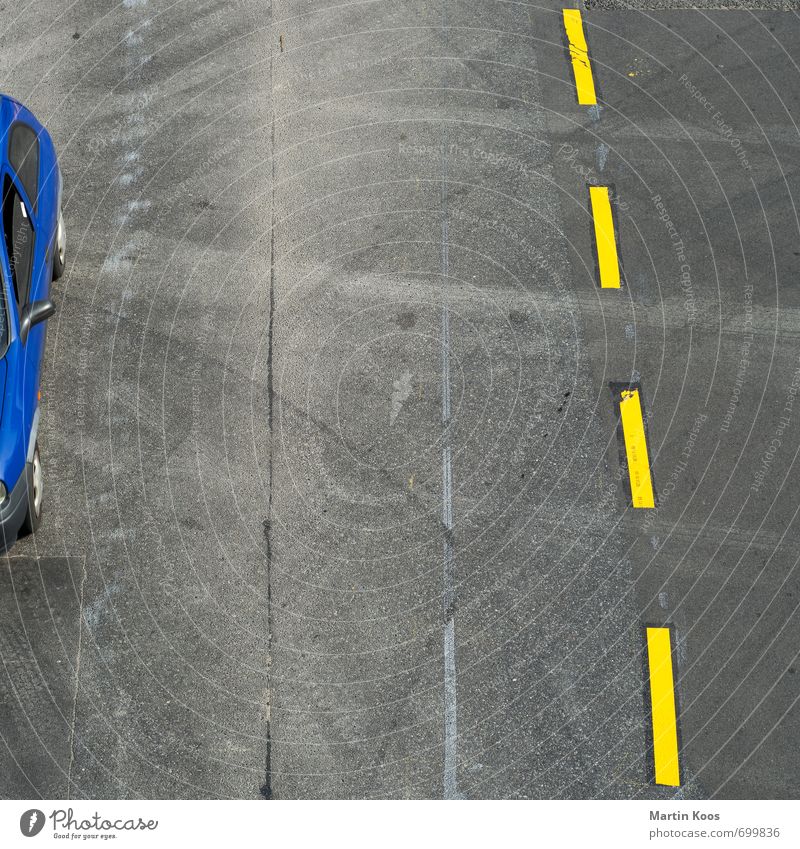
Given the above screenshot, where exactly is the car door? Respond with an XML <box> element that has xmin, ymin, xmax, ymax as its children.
<box><xmin>2</xmin><ymin>167</ymin><xmax>44</xmax><ymax>429</ymax></box>
<box><xmin>7</xmin><ymin>121</ymin><xmax>49</xmax><ymax>305</ymax></box>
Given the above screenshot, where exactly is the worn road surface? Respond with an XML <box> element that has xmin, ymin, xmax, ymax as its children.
<box><xmin>0</xmin><ymin>0</ymin><xmax>798</xmax><ymax>799</ymax></box>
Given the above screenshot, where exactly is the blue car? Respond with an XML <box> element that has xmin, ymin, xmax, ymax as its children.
<box><xmin>0</xmin><ymin>95</ymin><xmax>62</xmax><ymax>550</ymax></box>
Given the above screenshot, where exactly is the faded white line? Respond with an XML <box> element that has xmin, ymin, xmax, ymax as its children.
<box><xmin>596</xmin><ymin>142</ymin><xmax>609</xmax><ymax>171</ymax></box>
<box><xmin>390</xmin><ymin>370</ymin><xmax>413</xmax><ymax>426</ymax></box>
<box><xmin>440</xmin><ymin>0</ymin><xmax>458</xmax><ymax>801</ymax></box>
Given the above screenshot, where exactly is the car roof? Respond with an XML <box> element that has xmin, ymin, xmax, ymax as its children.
<box><xmin>0</xmin><ymin>94</ymin><xmax>55</xmax><ymax>193</ymax></box>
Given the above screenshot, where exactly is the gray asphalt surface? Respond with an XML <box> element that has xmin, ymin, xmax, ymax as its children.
<box><xmin>0</xmin><ymin>0</ymin><xmax>798</xmax><ymax>799</ymax></box>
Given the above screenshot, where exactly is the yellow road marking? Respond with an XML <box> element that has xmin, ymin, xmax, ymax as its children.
<box><xmin>619</xmin><ymin>389</ymin><xmax>655</xmax><ymax>508</ymax></box>
<box><xmin>646</xmin><ymin>627</ymin><xmax>681</xmax><ymax>787</ymax></box>
<box><xmin>589</xmin><ymin>186</ymin><xmax>621</xmax><ymax>289</ymax></box>
<box><xmin>563</xmin><ymin>9</ymin><xmax>597</xmax><ymax>106</ymax></box>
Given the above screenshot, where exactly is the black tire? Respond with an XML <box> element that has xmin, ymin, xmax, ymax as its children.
<box><xmin>19</xmin><ymin>441</ymin><xmax>42</xmax><ymax>537</ymax></box>
<box><xmin>52</xmin><ymin>208</ymin><xmax>65</xmax><ymax>280</ymax></box>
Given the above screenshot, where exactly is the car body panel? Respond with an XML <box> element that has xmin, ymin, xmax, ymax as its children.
<box><xmin>0</xmin><ymin>93</ymin><xmax>60</xmax><ymax>548</ymax></box>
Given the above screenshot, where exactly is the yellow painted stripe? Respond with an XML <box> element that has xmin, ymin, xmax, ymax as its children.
<box><xmin>563</xmin><ymin>9</ymin><xmax>597</xmax><ymax>106</ymax></box>
<box><xmin>646</xmin><ymin>627</ymin><xmax>681</xmax><ymax>787</ymax></box>
<box><xmin>590</xmin><ymin>186</ymin><xmax>621</xmax><ymax>289</ymax></box>
<box><xmin>619</xmin><ymin>389</ymin><xmax>655</xmax><ymax>508</ymax></box>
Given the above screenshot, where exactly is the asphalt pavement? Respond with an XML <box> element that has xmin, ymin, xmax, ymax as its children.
<box><xmin>0</xmin><ymin>0</ymin><xmax>798</xmax><ymax>799</ymax></box>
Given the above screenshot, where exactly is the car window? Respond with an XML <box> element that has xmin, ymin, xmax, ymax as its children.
<box><xmin>8</xmin><ymin>123</ymin><xmax>39</xmax><ymax>209</ymax></box>
<box><xmin>2</xmin><ymin>175</ymin><xmax>35</xmax><ymax>311</ymax></box>
<box><xmin>0</xmin><ymin>280</ymin><xmax>7</xmax><ymax>352</ymax></box>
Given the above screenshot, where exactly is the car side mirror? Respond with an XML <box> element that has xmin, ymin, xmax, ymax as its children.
<box><xmin>19</xmin><ymin>298</ymin><xmax>56</xmax><ymax>346</ymax></box>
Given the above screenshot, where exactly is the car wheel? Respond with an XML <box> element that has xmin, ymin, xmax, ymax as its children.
<box><xmin>19</xmin><ymin>441</ymin><xmax>43</xmax><ymax>537</ymax></box>
<box><xmin>52</xmin><ymin>207</ymin><xmax>66</xmax><ymax>280</ymax></box>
